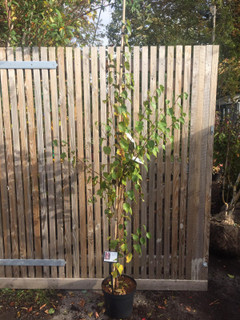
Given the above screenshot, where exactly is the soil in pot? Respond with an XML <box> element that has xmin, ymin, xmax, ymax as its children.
<box><xmin>102</xmin><ymin>275</ymin><xmax>136</xmax><ymax>319</ymax></box>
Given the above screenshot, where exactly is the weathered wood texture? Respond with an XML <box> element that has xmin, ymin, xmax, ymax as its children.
<box><xmin>0</xmin><ymin>46</ymin><xmax>219</xmax><ymax>287</ymax></box>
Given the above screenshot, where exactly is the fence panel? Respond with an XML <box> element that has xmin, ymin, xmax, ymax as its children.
<box><xmin>0</xmin><ymin>45</ymin><xmax>219</xmax><ymax>290</ymax></box>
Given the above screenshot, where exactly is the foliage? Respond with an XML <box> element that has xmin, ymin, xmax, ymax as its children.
<box><xmin>107</xmin><ymin>0</ymin><xmax>240</xmax><ymax>98</ymax></box>
<box><xmin>0</xmin><ymin>0</ymin><xmax>111</xmax><ymax>46</ymax></box>
<box><xmin>87</xmin><ymin>24</ymin><xmax>186</xmax><ymax>287</ymax></box>
<box><xmin>214</xmin><ymin>113</ymin><xmax>240</xmax><ymax>212</ymax></box>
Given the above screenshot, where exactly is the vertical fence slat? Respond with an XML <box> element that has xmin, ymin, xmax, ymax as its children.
<box><xmin>179</xmin><ymin>46</ymin><xmax>191</xmax><ymax>279</ymax></box>
<box><xmin>133</xmin><ymin>46</ymin><xmax>140</xmax><ymax>279</ymax></box>
<box><xmin>156</xmin><ymin>46</ymin><xmax>166</xmax><ymax>279</ymax></box>
<box><xmin>66</xmin><ymin>47</ymin><xmax>79</xmax><ymax>278</ymax></box>
<box><xmin>149</xmin><ymin>46</ymin><xmax>157</xmax><ymax>279</ymax></box>
<box><xmin>24</xmin><ymin>47</ymin><xmax>42</xmax><ymax>277</ymax></box>
<box><xmin>164</xmin><ymin>46</ymin><xmax>174</xmax><ymax>278</ymax></box>
<box><xmin>75</xmin><ymin>48</ymin><xmax>87</xmax><ymax>278</ymax></box>
<box><xmin>172</xmin><ymin>46</ymin><xmax>183</xmax><ymax>278</ymax></box>
<box><xmin>0</xmin><ymin>48</ymin><xmax>19</xmax><ymax>277</ymax></box>
<box><xmin>0</xmin><ymin>77</ymin><xmax>11</xmax><ymax>277</ymax></box>
<box><xmin>99</xmin><ymin>47</ymin><xmax>108</xmax><ymax>277</ymax></box>
<box><xmin>41</xmin><ymin>47</ymin><xmax>57</xmax><ymax>278</ymax></box>
<box><xmin>140</xmin><ymin>46</ymin><xmax>148</xmax><ymax>278</ymax></box>
<box><xmin>187</xmin><ymin>46</ymin><xmax>206</xmax><ymax>280</ymax></box>
<box><xmin>33</xmin><ymin>47</ymin><xmax>50</xmax><ymax>277</ymax></box>
<box><xmin>203</xmin><ymin>45</ymin><xmax>219</xmax><ymax>279</ymax></box>
<box><xmin>91</xmin><ymin>47</ymin><xmax>102</xmax><ymax>278</ymax></box>
<box><xmin>49</xmin><ymin>47</ymin><xmax>65</xmax><ymax>278</ymax></box>
<box><xmin>198</xmin><ymin>46</ymin><xmax>213</xmax><ymax>280</ymax></box>
<box><xmin>83</xmin><ymin>47</ymin><xmax>94</xmax><ymax>278</ymax></box>
<box><xmin>16</xmin><ymin>48</ymin><xmax>34</xmax><ymax>278</ymax></box>
<box><xmin>58</xmin><ymin>47</ymin><xmax>71</xmax><ymax>278</ymax></box>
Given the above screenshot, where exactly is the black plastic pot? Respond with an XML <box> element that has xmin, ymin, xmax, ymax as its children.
<box><xmin>102</xmin><ymin>275</ymin><xmax>136</xmax><ymax>319</ymax></box>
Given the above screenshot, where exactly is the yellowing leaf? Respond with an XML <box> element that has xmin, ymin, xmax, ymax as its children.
<box><xmin>111</xmin><ymin>270</ymin><xmax>118</xmax><ymax>278</ymax></box>
<box><xmin>126</xmin><ymin>252</ymin><xmax>132</xmax><ymax>263</ymax></box>
<box><xmin>116</xmin><ymin>263</ymin><xmax>123</xmax><ymax>275</ymax></box>
<box><xmin>227</xmin><ymin>274</ymin><xmax>235</xmax><ymax>279</ymax></box>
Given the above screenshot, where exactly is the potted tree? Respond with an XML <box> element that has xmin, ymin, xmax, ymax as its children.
<box><xmin>86</xmin><ymin>25</ymin><xmax>186</xmax><ymax>319</ymax></box>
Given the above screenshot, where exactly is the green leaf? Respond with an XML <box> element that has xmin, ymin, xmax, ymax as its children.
<box><xmin>103</xmin><ymin>146</ymin><xmax>111</xmax><ymax>155</ymax></box>
<box><xmin>123</xmin><ymin>202</ymin><xmax>131</xmax><ymax>213</ymax></box>
<box><xmin>147</xmin><ymin>140</ymin><xmax>155</xmax><ymax>149</ymax></box>
<box><xmin>120</xmin><ymin>139</ymin><xmax>129</xmax><ymax>151</ymax></box>
<box><xmin>136</xmin><ymin>121</ymin><xmax>144</xmax><ymax>133</ymax></box>
<box><xmin>48</xmin><ymin>308</ymin><xmax>55</xmax><ymax>315</ymax></box>
<box><xmin>132</xmin><ymin>234</ymin><xmax>139</xmax><ymax>241</ymax></box>
<box><xmin>133</xmin><ymin>244</ymin><xmax>141</xmax><ymax>254</ymax></box>
<box><xmin>118</xmin><ymin>122</ymin><xmax>126</xmax><ymax>132</ymax></box>
<box><xmin>120</xmin><ymin>243</ymin><xmax>127</xmax><ymax>252</ymax></box>
<box><xmin>137</xmin><ymin>228</ymin><xmax>141</xmax><ymax>236</ymax></box>
<box><xmin>127</xmin><ymin>190</ymin><xmax>134</xmax><ymax>201</ymax></box>
<box><xmin>110</xmin><ymin>240</ymin><xmax>118</xmax><ymax>249</ymax></box>
<box><xmin>146</xmin><ymin>232</ymin><xmax>151</xmax><ymax>239</ymax></box>
<box><xmin>140</xmin><ymin>237</ymin><xmax>146</xmax><ymax>245</ymax></box>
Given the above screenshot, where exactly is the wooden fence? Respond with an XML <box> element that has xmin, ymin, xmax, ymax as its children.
<box><xmin>0</xmin><ymin>45</ymin><xmax>219</xmax><ymax>290</ymax></box>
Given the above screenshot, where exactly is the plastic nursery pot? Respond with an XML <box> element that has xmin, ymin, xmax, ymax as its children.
<box><xmin>102</xmin><ymin>274</ymin><xmax>137</xmax><ymax>319</ymax></box>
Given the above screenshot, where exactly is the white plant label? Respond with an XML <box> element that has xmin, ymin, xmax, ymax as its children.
<box><xmin>104</xmin><ymin>251</ymin><xmax>118</xmax><ymax>263</ymax></box>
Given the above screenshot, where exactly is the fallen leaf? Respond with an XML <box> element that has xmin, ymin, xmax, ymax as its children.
<box><xmin>95</xmin><ymin>311</ymin><xmax>99</xmax><ymax>318</ymax></box>
<box><xmin>69</xmin><ymin>291</ymin><xmax>75</xmax><ymax>296</ymax></box>
<box><xmin>9</xmin><ymin>302</ymin><xmax>15</xmax><ymax>307</ymax></box>
<box><xmin>28</xmin><ymin>306</ymin><xmax>33</xmax><ymax>312</ymax></box>
<box><xmin>227</xmin><ymin>274</ymin><xmax>235</xmax><ymax>279</ymax></box>
<box><xmin>209</xmin><ymin>299</ymin><xmax>220</xmax><ymax>306</ymax></box>
<box><xmin>97</xmin><ymin>301</ymin><xmax>104</xmax><ymax>307</ymax></box>
<box><xmin>48</xmin><ymin>308</ymin><xmax>55</xmax><ymax>315</ymax></box>
<box><xmin>185</xmin><ymin>306</ymin><xmax>192</xmax><ymax>312</ymax></box>
<box><xmin>17</xmin><ymin>311</ymin><xmax>21</xmax><ymax>318</ymax></box>
<box><xmin>40</xmin><ymin>304</ymin><xmax>47</xmax><ymax>310</ymax></box>
<box><xmin>35</xmin><ymin>312</ymin><xmax>39</xmax><ymax>316</ymax></box>
<box><xmin>57</xmin><ymin>293</ymin><xmax>63</xmax><ymax>298</ymax></box>
<box><xmin>164</xmin><ymin>299</ymin><xmax>168</xmax><ymax>306</ymax></box>
<box><xmin>79</xmin><ymin>299</ymin><xmax>86</xmax><ymax>307</ymax></box>
<box><xmin>88</xmin><ymin>312</ymin><xmax>93</xmax><ymax>317</ymax></box>
<box><xmin>158</xmin><ymin>305</ymin><xmax>166</xmax><ymax>310</ymax></box>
